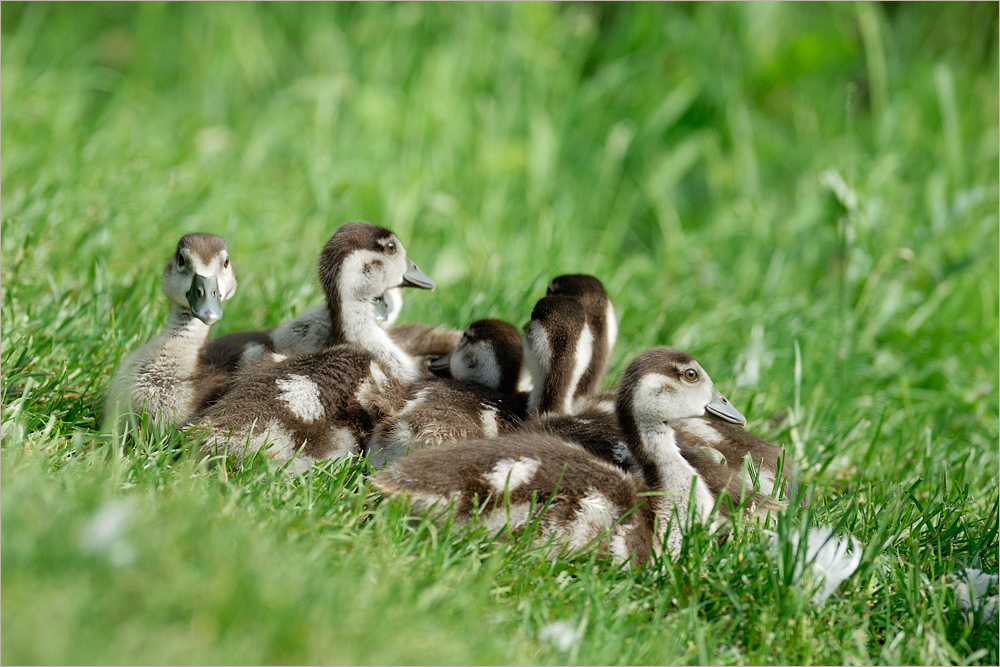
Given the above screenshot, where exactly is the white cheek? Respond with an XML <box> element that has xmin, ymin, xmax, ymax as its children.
<box><xmin>161</xmin><ymin>272</ymin><xmax>191</xmax><ymax>306</ymax></box>
<box><xmin>523</xmin><ymin>323</ymin><xmax>550</xmax><ymax>373</ymax></box>
<box><xmin>458</xmin><ymin>343</ymin><xmax>500</xmax><ymax>389</ymax></box>
<box><xmin>338</xmin><ymin>251</ymin><xmax>391</xmax><ymax>301</ymax></box>
<box><xmin>632</xmin><ymin>374</ymin><xmax>712</xmax><ymax>425</ymax></box>
<box><xmin>221</xmin><ymin>271</ymin><xmax>238</xmax><ymax>300</ymax></box>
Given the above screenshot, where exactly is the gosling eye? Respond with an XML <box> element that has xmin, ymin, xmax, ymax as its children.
<box><xmin>464</xmin><ymin>353</ymin><xmax>478</xmax><ymax>368</ymax></box>
<box><xmin>385</xmin><ymin>241</ymin><xmax>397</xmax><ymax>255</ymax></box>
<box><xmin>176</xmin><ymin>252</ymin><xmax>187</xmax><ymax>270</ymax></box>
<box><xmin>684</xmin><ymin>368</ymin><xmax>699</xmax><ymax>382</ymax></box>
<box><xmin>223</xmin><ymin>256</ymin><xmax>230</xmax><ymax>269</ymax></box>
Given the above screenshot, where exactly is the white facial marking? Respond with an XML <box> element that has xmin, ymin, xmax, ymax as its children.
<box><xmin>275</xmin><ymin>374</ymin><xmax>324</xmax><ymax>423</ymax></box>
<box><xmin>452</xmin><ymin>341</ymin><xmax>502</xmax><ymax>390</ymax></box>
<box><xmin>632</xmin><ymin>369</ymin><xmax>714</xmax><ymax>431</ymax></box>
<box><xmin>338</xmin><ymin>249</ymin><xmax>404</xmax><ymax>303</ymax></box>
<box><xmin>484</xmin><ymin>457</ymin><xmax>541</xmax><ymax>493</ymax></box>
<box><xmin>333</xmin><ymin>249</ymin><xmax>422</xmax><ymax>383</ymax></box>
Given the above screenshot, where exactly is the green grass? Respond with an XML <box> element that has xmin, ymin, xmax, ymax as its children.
<box><xmin>2</xmin><ymin>2</ymin><xmax>998</xmax><ymax>664</ymax></box>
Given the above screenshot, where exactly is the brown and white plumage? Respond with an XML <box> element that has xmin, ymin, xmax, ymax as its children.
<box><xmin>373</xmin><ymin>347</ymin><xmax>748</xmax><ymax>566</ymax></box>
<box><xmin>105</xmin><ymin>233</ymin><xmax>238</xmax><ymax>432</ymax></box>
<box><xmin>523</xmin><ymin>296</ymin><xmax>594</xmax><ymax>418</ymax></box>
<box><xmin>546</xmin><ymin>274</ymin><xmax>618</xmax><ymax>401</ymax></box>
<box><xmin>366</xmin><ymin>319</ymin><xmax>527</xmax><ymax>468</ymax></box>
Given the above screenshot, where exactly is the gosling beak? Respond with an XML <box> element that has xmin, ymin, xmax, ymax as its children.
<box><xmin>401</xmin><ymin>258</ymin><xmax>436</xmax><ymax>290</ymax></box>
<box><xmin>187</xmin><ymin>274</ymin><xmax>223</xmax><ymax>325</ymax></box>
<box><xmin>705</xmin><ymin>388</ymin><xmax>746</xmax><ymax>426</ymax></box>
<box><xmin>372</xmin><ymin>294</ymin><xmax>389</xmax><ymax>324</ymax></box>
<box><xmin>427</xmin><ymin>351</ymin><xmax>452</xmax><ymax>374</ymax></box>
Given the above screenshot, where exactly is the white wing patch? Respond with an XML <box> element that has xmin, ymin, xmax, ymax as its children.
<box><xmin>480</xmin><ymin>406</ymin><xmax>500</xmax><ymax>438</ymax></box>
<box><xmin>327</xmin><ymin>426</ymin><xmax>359</xmax><ymax>459</ymax></box>
<box><xmin>276</xmin><ymin>374</ymin><xmax>324</xmax><ymax>423</ymax></box>
<box><xmin>565</xmin><ymin>490</ymin><xmax>620</xmax><ymax>550</ymax></box>
<box><xmin>368</xmin><ymin>361</ymin><xmax>390</xmax><ymax>390</ymax></box>
<box><xmin>484</xmin><ymin>457</ymin><xmax>541</xmax><ymax>493</ymax></box>
<box><xmin>482</xmin><ymin>502</ymin><xmax>532</xmax><ymax>531</ymax></box>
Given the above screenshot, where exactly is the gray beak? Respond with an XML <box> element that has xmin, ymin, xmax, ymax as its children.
<box><xmin>705</xmin><ymin>388</ymin><xmax>746</xmax><ymax>426</ymax></box>
<box><xmin>401</xmin><ymin>257</ymin><xmax>436</xmax><ymax>290</ymax></box>
<box><xmin>427</xmin><ymin>351</ymin><xmax>452</xmax><ymax>373</ymax></box>
<box><xmin>372</xmin><ymin>294</ymin><xmax>389</xmax><ymax>324</ymax></box>
<box><xmin>187</xmin><ymin>274</ymin><xmax>223</xmax><ymax>325</ymax></box>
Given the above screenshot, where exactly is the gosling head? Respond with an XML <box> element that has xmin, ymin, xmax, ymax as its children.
<box><xmin>430</xmin><ymin>319</ymin><xmax>523</xmax><ymax>393</ymax></box>
<box><xmin>161</xmin><ymin>233</ymin><xmax>237</xmax><ymax>325</ymax></box>
<box><xmin>617</xmin><ymin>347</ymin><xmax>746</xmax><ymax>439</ymax></box>
<box><xmin>546</xmin><ymin>273</ymin><xmax>610</xmax><ymax>309</ymax></box>
<box><xmin>547</xmin><ymin>273</ymin><xmax>617</xmax><ymax>393</ymax></box>
<box><xmin>523</xmin><ymin>295</ymin><xmax>593</xmax><ymax>415</ymax></box>
<box><xmin>319</xmin><ymin>221</ymin><xmax>435</xmax><ymax>310</ymax></box>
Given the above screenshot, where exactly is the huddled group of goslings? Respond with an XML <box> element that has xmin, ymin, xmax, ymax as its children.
<box><xmin>107</xmin><ymin>221</ymin><xmax>796</xmax><ymax>566</ymax></box>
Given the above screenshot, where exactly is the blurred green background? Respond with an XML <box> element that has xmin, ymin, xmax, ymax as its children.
<box><xmin>2</xmin><ymin>3</ymin><xmax>998</xmax><ymax>664</ymax></box>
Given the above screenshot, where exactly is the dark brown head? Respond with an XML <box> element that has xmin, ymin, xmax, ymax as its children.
<box><xmin>523</xmin><ymin>296</ymin><xmax>593</xmax><ymax>416</ymax></box>
<box><xmin>547</xmin><ymin>274</ymin><xmax>608</xmax><ymax>301</ymax></box>
<box><xmin>547</xmin><ymin>274</ymin><xmax>616</xmax><ymax>396</ymax></box>
<box><xmin>317</xmin><ymin>221</ymin><xmax>434</xmax><ymax>341</ymax></box>
<box><xmin>616</xmin><ymin>347</ymin><xmax>746</xmax><ymax>448</ymax></box>
<box><xmin>162</xmin><ymin>233</ymin><xmax>237</xmax><ymax>324</ymax></box>
<box><xmin>440</xmin><ymin>319</ymin><xmax>524</xmax><ymax>393</ymax></box>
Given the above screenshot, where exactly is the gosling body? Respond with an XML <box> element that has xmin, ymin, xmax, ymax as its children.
<box><xmin>106</xmin><ymin>233</ymin><xmax>238</xmax><ymax>431</ymax></box>
<box><xmin>374</xmin><ymin>347</ymin><xmax>746</xmax><ymax>565</ymax></box>
<box><xmin>195</xmin><ymin>221</ymin><xmax>434</xmax><ymax>469</ymax></box>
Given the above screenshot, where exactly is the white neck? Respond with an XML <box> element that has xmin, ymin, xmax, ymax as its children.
<box><xmin>525</xmin><ymin>323</ymin><xmax>594</xmax><ymax>417</ymax></box>
<box><xmin>160</xmin><ymin>307</ymin><xmax>211</xmax><ymax>365</ymax></box>
<box><xmin>637</xmin><ymin>422</ymin><xmax>716</xmax><ymax>559</ymax></box>
<box><xmin>340</xmin><ymin>298</ymin><xmax>421</xmax><ymax>383</ymax></box>
<box><xmin>565</xmin><ymin>324</ymin><xmax>594</xmax><ymax>407</ymax></box>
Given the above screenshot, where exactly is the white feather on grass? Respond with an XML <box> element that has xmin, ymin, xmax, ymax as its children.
<box><xmin>538</xmin><ymin>620</ymin><xmax>582</xmax><ymax>652</ymax></box>
<box><xmin>951</xmin><ymin>567</ymin><xmax>998</xmax><ymax>624</ymax></box>
<box><xmin>769</xmin><ymin>525</ymin><xmax>862</xmax><ymax>606</ymax></box>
